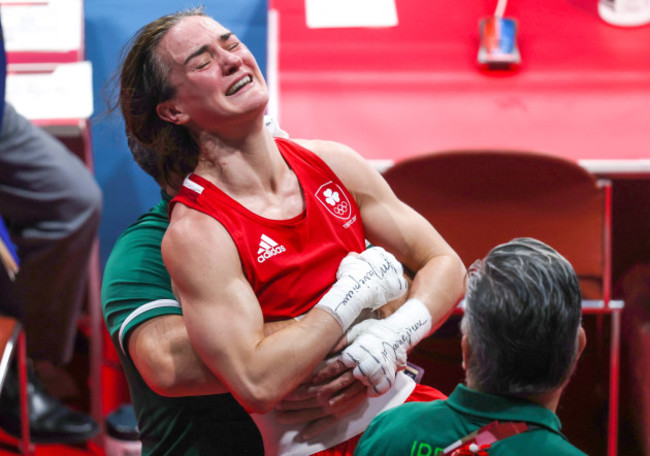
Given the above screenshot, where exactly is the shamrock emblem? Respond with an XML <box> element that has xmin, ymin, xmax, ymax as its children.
<box><xmin>323</xmin><ymin>188</ymin><xmax>340</xmax><ymax>206</ymax></box>
<box><xmin>315</xmin><ymin>182</ymin><xmax>352</xmax><ymax>220</ymax></box>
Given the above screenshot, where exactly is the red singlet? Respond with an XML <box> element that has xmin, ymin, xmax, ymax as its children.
<box><xmin>170</xmin><ymin>138</ymin><xmax>366</xmax><ymax>320</ymax></box>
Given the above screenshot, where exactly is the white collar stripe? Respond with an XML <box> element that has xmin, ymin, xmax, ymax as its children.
<box><xmin>183</xmin><ymin>177</ymin><xmax>204</xmax><ymax>194</ymax></box>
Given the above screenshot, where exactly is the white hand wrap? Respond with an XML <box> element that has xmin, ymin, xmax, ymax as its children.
<box><xmin>340</xmin><ymin>298</ymin><xmax>432</xmax><ymax>396</ymax></box>
<box><xmin>314</xmin><ymin>247</ymin><xmax>408</xmax><ymax>331</ymax></box>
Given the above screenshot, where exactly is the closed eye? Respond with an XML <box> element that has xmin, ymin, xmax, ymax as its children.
<box><xmin>195</xmin><ymin>58</ymin><xmax>211</xmax><ymax>69</ymax></box>
<box><xmin>185</xmin><ymin>44</ymin><xmax>211</xmax><ymax>67</ymax></box>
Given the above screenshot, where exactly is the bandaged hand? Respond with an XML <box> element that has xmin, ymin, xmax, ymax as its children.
<box><xmin>340</xmin><ymin>298</ymin><xmax>432</xmax><ymax>397</ymax></box>
<box><xmin>315</xmin><ymin>247</ymin><xmax>408</xmax><ymax>330</ymax></box>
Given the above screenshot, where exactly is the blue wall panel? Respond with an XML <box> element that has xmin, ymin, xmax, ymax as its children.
<box><xmin>85</xmin><ymin>0</ymin><xmax>268</xmax><ymax>266</ymax></box>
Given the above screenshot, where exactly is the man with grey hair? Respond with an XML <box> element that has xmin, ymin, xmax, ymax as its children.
<box><xmin>355</xmin><ymin>237</ymin><xmax>588</xmax><ymax>455</ymax></box>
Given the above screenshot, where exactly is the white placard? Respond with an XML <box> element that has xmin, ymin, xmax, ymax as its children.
<box><xmin>6</xmin><ymin>61</ymin><xmax>93</xmax><ymax>120</ymax></box>
<box><xmin>0</xmin><ymin>0</ymin><xmax>82</xmax><ymax>52</ymax></box>
<box><xmin>305</xmin><ymin>0</ymin><xmax>398</xmax><ymax>28</ymax></box>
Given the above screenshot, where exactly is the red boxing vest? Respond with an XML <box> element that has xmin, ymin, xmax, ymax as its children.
<box><xmin>170</xmin><ymin>138</ymin><xmax>366</xmax><ymax>320</ymax></box>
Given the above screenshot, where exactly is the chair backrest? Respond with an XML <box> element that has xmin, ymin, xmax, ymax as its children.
<box><xmin>383</xmin><ymin>150</ymin><xmax>608</xmax><ymax>300</ymax></box>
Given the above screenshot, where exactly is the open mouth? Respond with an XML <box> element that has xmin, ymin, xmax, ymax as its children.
<box><xmin>226</xmin><ymin>75</ymin><xmax>252</xmax><ymax>96</ymax></box>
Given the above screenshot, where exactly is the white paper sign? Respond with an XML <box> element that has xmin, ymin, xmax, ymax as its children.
<box><xmin>6</xmin><ymin>61</ymin><xmax>94</xmax><ymax>120</ymax></box>
<box><xmin>0</xmin><ymin>0</ymin><xmax>82</xmax><ymax>52</ymax></box>
<box><xmin>305</xmin><ymin>0</ymin><xmax>398</xmax><ymax>28</ymax></box>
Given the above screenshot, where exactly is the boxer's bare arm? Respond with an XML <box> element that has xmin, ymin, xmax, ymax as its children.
<box><xmin>162</xmin><ymin>210</ymin><xmax>339</xmax><ymax>413</ymax></box>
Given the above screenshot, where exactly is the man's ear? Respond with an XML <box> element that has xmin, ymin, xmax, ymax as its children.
<box><xmin>461</xmin><ymin>335</ymin><xmax>470</xmax><ymax>371</ymax></box>
<box><xmin>157</xmin><ymin>101</ymin><xmax>190</xmax><ymax>125</ymax></box>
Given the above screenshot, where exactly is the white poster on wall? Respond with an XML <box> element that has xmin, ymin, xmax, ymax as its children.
<box><xmin>6</xmin><ymin>61</ymin><xmax>93</xmax><ymax>121</ymax></box>
<box><xmin>305</xmin><ymin>0</ymin><xmax>398</xmax><ymax>28</ymax></box>
<box><xmin>0</xmin><ymin>0</ymin><xmax>82</xmax><ymax>52</ymax></box>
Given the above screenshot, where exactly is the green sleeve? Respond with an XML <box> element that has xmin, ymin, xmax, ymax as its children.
<box><xmin>101</xmin><ymin>203</ymin><xmax>182</xmax><ymax>357</ymax></box>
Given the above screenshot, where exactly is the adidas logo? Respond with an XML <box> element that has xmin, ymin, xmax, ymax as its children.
<box><xmin>257</xmin><ymin>234</ymin><xmax>286</xmax><ymax>263</ymax></box>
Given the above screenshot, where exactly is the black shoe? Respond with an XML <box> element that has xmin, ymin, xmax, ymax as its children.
<box><xmin>0</xmin><ymin>361</ymin><xmax>99</xmax><ymax>444</ymax></box>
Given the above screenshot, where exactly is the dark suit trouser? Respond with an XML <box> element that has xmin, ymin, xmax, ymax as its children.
<box><xmin>0</xmin><ymin>103</ymin><xmax>102</xmax><ymax>364</ymax></box>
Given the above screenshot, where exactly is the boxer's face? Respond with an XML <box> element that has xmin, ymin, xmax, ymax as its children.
<box><xmin>155</xmin><ymin>15</ymin><xmax>269</xmax><ymax>132</ymax></box>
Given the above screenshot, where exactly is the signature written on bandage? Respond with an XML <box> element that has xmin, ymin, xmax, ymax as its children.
<box><xmin>381</xmin><ymin>319</ymin><xmax>427</xmax><ymax>359</ymax></box>
<box><xmin>334</xmin><ymin>256</ymin><xmax>397</xmax><ymax>312</ymax></box>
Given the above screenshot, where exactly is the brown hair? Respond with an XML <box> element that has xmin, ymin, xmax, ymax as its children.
<box><xmin>118</xmin><ymin>7</ymin><xmax>206</xmax><ymax>189</ymax></box>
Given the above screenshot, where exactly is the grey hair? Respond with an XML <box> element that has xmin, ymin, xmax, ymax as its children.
<box><xmin>461</xmin><ymin>237</ymin><xmax>582</xmax><ymax>397</ymax></box>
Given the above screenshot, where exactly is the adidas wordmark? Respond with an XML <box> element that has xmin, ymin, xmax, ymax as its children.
<box><xmin>257</xmin><ymin>234</ymin><xmax>286</xmax><ymax>263</ymax></box>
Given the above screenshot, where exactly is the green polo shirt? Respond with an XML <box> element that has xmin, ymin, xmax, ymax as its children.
<box><xmin>101</xmin><ymin>193</ymin><xmax>263</xmax><ymax>456</ymax></box>
<box><xmin>354</xmin><ymin>384</ymin><xmax>587</xmax><ymax>456</ymax></box>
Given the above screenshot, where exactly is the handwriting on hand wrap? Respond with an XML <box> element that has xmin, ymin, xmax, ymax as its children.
<box><xmin>333</xmin><ymin>256</ymin><xmax>395</xmax><ymax>312</ymax></box>
<box><xmin>379</xmin><ymin>319</ymin><xmax>427</xmax><ymax>361</ymax></box>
